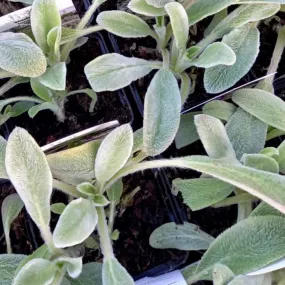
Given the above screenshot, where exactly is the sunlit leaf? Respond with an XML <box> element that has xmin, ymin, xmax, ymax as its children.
<box><xmin>128</xmin><ymin>0</ymin><xmax>166</xmax><ymax>16</ymax></box>
<box><xmin>241</xmin><ymin>154</ymin><xmax>279</xmax><ymax>173</ymax></box>
<box><xmin>143</xmin><ymin>70</ymin><xmax>181</xmax><ymax>156</ymax></box>
<box><xmin>203</xmin><ymin>101</ymin><xmax>237</xmax><ymax>122</ymax></box>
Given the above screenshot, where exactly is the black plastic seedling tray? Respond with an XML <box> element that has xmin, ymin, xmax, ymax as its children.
<box><xmin>73</xmin><ymin>0</ymin><xmax>189</xmax><ymax>279</ymax></box>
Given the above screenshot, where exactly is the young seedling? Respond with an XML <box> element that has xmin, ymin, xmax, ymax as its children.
<box><xmin>0</xmin><ymin>0</ymin><xmax>105</xmax><ymax>124</ymax></box>
<box><xmin>84</xmin><ymin>0</ymin><xmax>282</xmax><ymax>113</ymax></box>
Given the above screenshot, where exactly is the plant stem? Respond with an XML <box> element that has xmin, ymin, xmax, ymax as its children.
<box><xmin>50</xmin><ymin>269</ymin><xmax>66</xmax><ymax>285</ymax></box>
<box><xmin>213</xmin><ymin>193</ymin><xmax>254</xmax><ymax>208</ymax></box>
<box><xmin>0</xmin><ymin>77</ymin><xmax>29</xmax><ymax>97</ymax></box>
<box><xmin>258</xmin><ymin>26</ymin><xmax>285</xmax><ymax>91</ymax></box>
<box><xmin>162</xmin><ymin>48</ymin><xmax>170</xmax><ymax>69</ymax></box>
<box><xmin>235</xmin><ymin>189</ymin><xmax>252</xmax><ymax>222</ymax></box>
<box><xmin>96</xmin><ymin>207</ymin><xmax>114</xmax><ymax>260</ymax></box>
<box><xmin>108</xmin><ymin>201</ymin><xmax>116</xmax><ymax>234</ymax></box>
<box><xmin>41</xmin><ymin>225</ymin><xmax>61</xmax><ymax>256</ymax></box>
<box><xmin>6</xmin><ymin>234</ymin><xmax>12</xmax><ymax>254</ymax></box>
<box><xmin>52</xmin><ymin>179</ymin><xmax>84</xmax><ymax>198</ymax></box>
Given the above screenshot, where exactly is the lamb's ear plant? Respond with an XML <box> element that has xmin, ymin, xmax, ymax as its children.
<box><xmin>85</xmin><ymin>0</ymin><xmax>281</xmax><ymax>111</ymax></box>
<box><xmin>0</xmin><ymin>0</ymin><xmax>105</xmax><ymax>123</ymax></box>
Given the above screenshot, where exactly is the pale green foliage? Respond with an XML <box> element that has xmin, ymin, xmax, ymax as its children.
<box><xmin>186</xmin><ymin>0</ymin><xmax>236</xmax><ymax>26</ymax></box>
<box><xmin>226</xmin><ymin>108</ymin><xmax>267</xmax><ymax>160</ymax></box>
<box><xmin>228</xmin><ymin>274</ymin><xmax>272</xmax><ymax>285</ymax></box>
<box><xmin>0</xmin><ymin>33</ymin><xmax>46</xmax><ymax>78</ymax></box>
<box><xmin>95</xmin><ymin>124</ymin><xmax>133</xmax><ymax>184</ymax></box>
<box><xmin>165</xmin><ymin>2</ymin><xmax>189</xmax><ymax>50</ymax></box>
<box><xmin>192</xmin><ymin>42</ymin><xmax>236</xmax><ymax>68</ymax></box>
<box><xmin>1</xmin><ymin>194</ymin><xmax>24</xmax><ymax>254</ymax></box>
<box><xmin>107</xmin><ymin>179</ymin><xmax>123</xmax><ymax>203</ymax></box>
<box><xmin>277</xmin><ymin>141</ymin><xmax>285</xmax><ymax>173</ymax></box>
<box><xmin>31</xmin><ymin>0</ymin><xmax>61</xmax><ymax>53</ymax></box>
<box><xmin>0</xmin><ymin>137</ymin><xmax>8</xmax><ymax>179</ymax></box>
<box><xmin>143</xmin><ymin>70</ymin><xmax>181</xmax><ymax>156</ymax></box>
<box><xmin>93</xmin><ymin>194</ymin><xmax>110</xmax><ymax>207</ymax></box>
<box><xmin>38</xmin><ymin>62</ymin><xmax>67</xmax><ymax>91</ymax></box>
<box><xmin>0</xmin><ymin>254</ymin><xmax>26</xmax><ymax>285</ymax></box>
<box><xmin>5</xmin><ymin>128</ymin><xmax>52</xmax><ymax>232</ymax></box>
<box><xmin>232</xmin><ymin>88</ymin><xmax>285</xmax><ymax>131</ymax></box>
<box><xmin>260</xmin><ymin>147</ymin><xmax>279</xmax><ymax>158</ymax></box>
<box><xmin>128</xmin><ymin>0</ymin><xmax>166</xmax><ymax>16</ymax></box>
<box><xmin>213</xmin><ymin>264</ymin><xmax>235</xmax><ymax>285</ymax></box>
<box><xmin>85</xmin><ymin>54</ymin><xmax>155</xmax><ymax>92</ymax></box>
<box><xmin>204</xmin><ymin>9</ymin><xmax>228</xmax><ymax>36</ymax></box>
<box><xmin>210</xmin><ymin>3</ymin><xmax>280</xmax><ymax>40</ymax></box>
<box><xmin>47</xmin><ymin>140</ymin><xmax>101</xmax><ymax>185</ymax></box>
<box><xmin>53</xmin><ymin>198</ymin><xmax>98</xmax><ymax>248</ymax></box>
<box><xmin>146</xmin><ymin>0</ymin><xmax>173</xmax><ymax>7</ymax></box>
<box><xmin>54</xmin><ymin>257</ymin><xmax>82</xmax><ymax>278</ymax></box>
<box><xmin>241</xmin><ymin>154</ymin><xmax>279</xmax><ymax>173</ymax></box>
<box><xmin>77</xmin><ymin>182</ymin><xmax>97</xmax><ymax>196</ymax></box>
<box><xmin>96</xmin><ymin>11</ymin><xmax>155</xmax><ymax>38</ymax></box>
<box><xmin>175</xmin><ymin>112</ymin><xmax>200</xmax><ymax>149</ymax></box>
<box><xmin>30</xmin><ymin>78</ymin><xmax>52</xmax><ymax>102</ymax></box>
<box><xmin>103</xmin><ymin>257</ymin><xmax>134</xmax><ymax>285</ymax></box>
<box><xmin>12</xmin><ymin>258</ymin><xmax>56</xmax><ymax>285</ymax></box>
<box><xmin>150</xmin><ymin>222</ymin><xmax>214</xmax><ymax>250</ymax></box>
<box><xmin>68</xmin><ymin>263</ymin><xmax>102</xmax><ymax>285</ymax></box>
<box><xmin>132</xmin><ymin>128</ymin><xmax>143</xmax><ymax>153</ymax></box>
<box><xmin>194</xmin><ymin>114</ymin><xmax>236</xmax><ymax>160</ymax></box>
<box><xmin>47</xmin><ymin>26</ymin><xmax>61</xmax><ymax>61</ymax></box>
<box><xmin>250</xmin><ymin>201</ymin><xmax>284</xmax><ymax>217</ymax></box>
<box><xmin>173</xmin><ymin>178</ymin><xmax>234</xmax><ymax>211</ymax></box>
<box><xmin>180</xmin><ymin>73</ymin><xmax>192</xmax><ymax>105</ymax></box>
<box><xmin>202</xmin><ymin>101</ymin><xmax>237</xmax><ymax>122</ymax></box>
<box><xmin>51</xmin><ymin>203</ymin><xmax>66</xmax><ymax>215</ymax></box>
<box><xmin>195</xmin><ymin>216</ymin><xmax>285</xmax><ymax>279</ymax></box>
<box><xmin>204</xmin><ymin>25</ymin><xmax>260</xmax><ymax>93</ymax></box>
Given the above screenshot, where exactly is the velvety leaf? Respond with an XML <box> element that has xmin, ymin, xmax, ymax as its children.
<box><xmin>95</xmin><ymin>124</ymin><xmax>133</xmax><ymax>184</ymax></box>
<box><xmin>0</xmin><ymin>69</ymin><xmax>16</xmax><ymax>79</ymax></box>
<box><xmin>204</xmin><ymin>24</ymin><xmax>260</xmax><ymax>93</ymax></box>
<box><xmin>196</xmin><ymin>216</ymin><xmax>285</xmax><ymax>278</ymax></box>
<box><xmin>175</xmin><ymin>112</ymin><xmax>200</xmax><ymax>149</ymax></box>
<box><xmin>173</xmin><ymin>178</ymin><xmax>234</xmax><ymax>211</ymax></box>
<box><xmin>277</xmin><ymin>140</ymin><xmax>285</xmax><ymax>173</ymax></box>
<box><xmin>85</xmin><ymin>54</ymin><xmax>155</xmax><ymax>92</ymax></box>
<box><xmin>54</xmin><ymin>257</ymin><xmax>82</xmax><ymax>278</ymax></box>
<box><xmin>186</xmin><ymin>0</ymin><xmax>235</xmax><ymax>26</ymax></box>
<box><xmin>12</xmin><ymin>258</ymin><xmax>56</xmax><ymax>285</ymax></box>
<box><xmin>0</xmin><ymin>137</ymin><xmax>8</xmax><ymax>179</ymax></box>
<box><xmin>27</xmin><ymin>102</ymin><xmax>55</xmax><ymax>118</ymax></box>
<box><xmin>241</xmin><ymin>154</ymin><xmax>279</xmax><ymax>173</ymax></box>
<box><xmin>0</xmin><ymin>254</ymin><xmax>26</xmax><ymax>285</ymax></box>
<box><xmin>250</xmin><ymin>202</ymin><xmax>283</xmax><ymax>217</ymax></box>
<box><xmin>53</xmin><ymin>198</ymin><xmax>98</xmax><ymax>248</ymax></box>
<box><xmin>238</xmin><ymin>0</ymin><xmax>285</xmax><ymax>3</ymax></box>
<box><xmin>193</xmin><ymin>42</ymin><xmax>236</xmax><ymax>68</ymax></box>
<box><xmin>150</xmin><ymin>222</ymin><xmax>214</xmax><ymax>250</ymax></box>
<box><xmin>47</xmin><ymin>140</ymin><xmax>101</xmax><ymax>185</ymax></box>
<box><xmin>77</xmin><ymin>183</ymin><xmax>97</xmax><ymax>197</ymax></box>
<box><xmin>96</xmin><ymin>11</ymin><xmax>155</xmax><ymax>38</ymax></box>
<box><xmin>180</xmin><ymin>73</ymin><xmax>191</xmax><ymax>105</ymax></box>
<box><xmin>202</xmin><ymin>101</ymin><xmax>237</xmax><ymax>121</ymax></box>
<box><xmin>232</xmin><ymin>88</ymin><xmax>285</xmax><ymax>131</ymax></box>
<box><xmin>210</xmin><ymin>4</ymin><xmax>280</xmax><ymax>40</ymax></box>
<box><xmin>107</xmin><ymin>179</ymin><xmax>123</xmax><ymax>203</ymax></box>
<box><xmin>260</xmin><ymin>147</ymin><xmax>279</xmax><ymax>158</ymax></box>
<box><xmin>204</xmin><ymin>8</ymin><xmax>228</xmax><ymax>36</ymax></box>
<box><xmin>5</xmin><ymin>128</ymin><xmax>52</xmax><ymax>232</ymax></box>
<box><xmin>213</xmin><ymin>264</ymin><xmax>235</xmax><ymax>285</ymax></box>
<box><xmin>1</xmin><ymin>194</ymin><xmax>24</xmax><ymax>253</ymax></box>
<box><xmin>226</xmin><ymin>108</ymin><xmax>267</xmax><ymax>160</ymax></box>
<box><xmin>132</xmin><ymin>128</ymin><xmax>143</xmax><ymax>153</ymax></box>
<box><xmin>0</xmin><ymin>33</ymin><xmax>46</xmax><ymax>78</ymax></box>
<box><xmin>93</xmin><ymin>194</ymin><xmax>110</xmax><ymax>207</ymax></box>
<box><xmin>30</xmin><ymin>78</ymin><xmax>52</xmax><ymax>102</ymax></box>
<box><xmin>51</xmin><ymin>203</ymin><xmax>66</xmax><ymax>215</ymax></box>
<box><xmin>47</xmin><ymin>26</ymin><xmax>61</xmax><ymax>61</ymax></box>
<box><xmin>146</xmin><ymin>0</ymin><xmax>173</xmax><ymax>7</ymax></box>
<box><xmin>14</xmin><ymin>245</ymin><xmax>51</xmax><ymax>277</ymax></box>
<box><xmin>103</xmin><ymin>257</ymin><xmax>134</xmax><ymax>285</ymax></box>
<box><xmin>68</xmin><ymin>263</ymin><xmax>102</xmax><ymax>285</ymax></box>
<box><xmin>10</xmin><ymin>102</ymin><xmax>35</xmax><ymax>117</ymax></box>
<box><xmin>38</xmin><ymin>62</ymin><xmax>67</xmax><ymax>91</ymax></box>
<box><xmin>143</xmin><ymin>70</ymin><xmax>181</xmax><ymax>156</ymax></box>
<box><xmin>31</xmin><ymin>0</ymin><xmax>61</xmax><ymax>53</ymax></box>
<box><xmin>195</xmin><ymin>114</ymin><xmax>236</xmax><ymax>160</ymax></box>
<box><xmin>229</xmin><ymin>274</ymin><xmax>272</xmax><ymax>285</ymax></box>
<box><xmin>165</xmin><ymin>2</ymin><xmax>189</xmax><ymax>50</ymax></box>
<box><xmin>128</xmin><ymin>0</ymin><xmax>166</xmax><ymax>16</ymax></box>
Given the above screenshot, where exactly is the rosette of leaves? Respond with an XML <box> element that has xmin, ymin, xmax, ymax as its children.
<box><xmin>84</xmin><ymin>0</ymin><xmax>283</xmax><ymax>115</ymax></box>
<box><xmin>0</xmin><ymin>0</ymin><xmax>106</xmax><ymax>124</ymax></box>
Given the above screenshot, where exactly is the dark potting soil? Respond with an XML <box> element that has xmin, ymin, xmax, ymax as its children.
<box><xmin>1</xmin><ymin>37</ymin><xmax>131</xmax><ymax>146</ymax></box>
